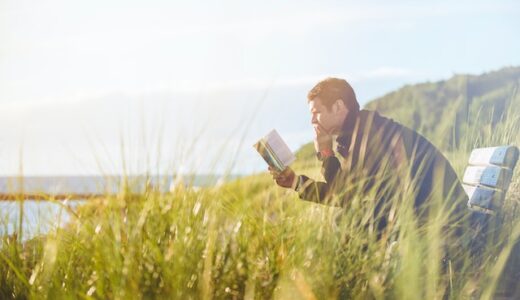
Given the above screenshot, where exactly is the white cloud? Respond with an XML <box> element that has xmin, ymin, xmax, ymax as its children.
<box><xmin>358</xmin><ymin>67</ymin><xmax>419</xmax><ymax>80</ymax></box>
<box><xmin>138</xmin><ymin>2</ymin><xmax>518</xmax><ymax>38</ymax></box>
<box><xmin>0</xmin><ymin>66</ymin><xmax>420</xmax><ymax>113</ymax></box>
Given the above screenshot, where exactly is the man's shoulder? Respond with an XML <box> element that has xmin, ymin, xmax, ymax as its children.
<box><xmin>359</xmin><ymin>109</ymin><xmax>394</xmax><ymax>123</ymax></box>
<box><xmin>361</xmin><ymin>109</ymin><xmax>434</xmax><ymax>145</ymax></box>
<box><xmin>359</xmin><ymin>109</ymin><xmax>401</xmax><ymax>132</ymax></box>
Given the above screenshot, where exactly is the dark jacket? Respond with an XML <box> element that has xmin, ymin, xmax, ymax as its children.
<box><xmin>294</xmin><ymin>109</ymin><xmax>468</xmax><ymax>229</ymax></box>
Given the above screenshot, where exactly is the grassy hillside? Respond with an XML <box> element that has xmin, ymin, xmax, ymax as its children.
<box><xmin>364</xmin><ymin>66</ymin><xmax>520</xmax><ymax>150</ymax></box>
<box><xmin>295</xmin><ymin>66</ymin><xmax>520</xmax><ymax>157</ymax></box>
<box><xmin>2</xmin><ymin>68</ymin><xmax>520</xmax><ymax>299</ymax></box>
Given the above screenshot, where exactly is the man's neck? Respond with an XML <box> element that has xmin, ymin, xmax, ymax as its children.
<box><xmin>334</xmin><ymin>110</ymin><xmax>361</xmax><ymax>155</ymax></box>
<box><xmin>339</xmin><ymin>110</ymin><xmax>360</xmax><ymax>134</ymax></box>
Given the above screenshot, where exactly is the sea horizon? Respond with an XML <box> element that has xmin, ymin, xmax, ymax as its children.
<box><xmin>0</xmin><ymin>173</ymin><xmax>243</xmax><ymax>196</ymax></box>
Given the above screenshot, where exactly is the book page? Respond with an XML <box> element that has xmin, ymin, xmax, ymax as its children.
<box><xmin>265</xmin><ymin>129</ymin><xmax>295</xmax><ymax>167</ymax></box>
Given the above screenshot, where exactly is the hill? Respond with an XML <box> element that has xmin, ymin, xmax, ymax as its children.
<box><xmin>296</xmin><ymin>66</ymin><xmax>520</xmax><ymax>157</ymax></box>
<box><xmin>3</xmin><ymin>67</ymin><xmax>520</xmax><ymax>299</ymax></box>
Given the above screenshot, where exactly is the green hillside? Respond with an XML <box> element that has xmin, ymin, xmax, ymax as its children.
<box><xmin>3</xmin><ymin>67</ymin><xmax>520</xmax><ymax>299</ymax></box>
<box><xmin>365</xmin><ymin>66</ymin><xmax>520</xmax><ymax>150</ymax></box>
<box><xmin>297</xmin><ymin>66</ymin><xmax>520</xmax><ymax>157</ymax></box>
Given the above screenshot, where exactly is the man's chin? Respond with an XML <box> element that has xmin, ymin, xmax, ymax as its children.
<box><xmin>326</xmin><ymin>126</ymin><xmax>339</xmax><ymax>135</ymax></box>
<box><xmin>324</xmin><ymin>127</ymin><xmax>337</xmax><ymax>136</ymax></box>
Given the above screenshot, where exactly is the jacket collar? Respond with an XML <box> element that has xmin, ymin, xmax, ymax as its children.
<box><xmin>336</xmin><ymin>109</ymin><xmax>361</xmax><ymax>155</ymax></box>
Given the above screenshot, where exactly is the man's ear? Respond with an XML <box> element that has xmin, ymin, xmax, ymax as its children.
<box><xmin>333</xmin><ymin>99</ymin><xmax>346</xmax><ymax>113</ymax></box>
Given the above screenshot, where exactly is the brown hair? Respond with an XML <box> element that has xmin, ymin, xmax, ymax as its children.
<box><xmin>307</xmin><ymin>77</ymin><xmax>359</xmax><ymax>112</ymax></box>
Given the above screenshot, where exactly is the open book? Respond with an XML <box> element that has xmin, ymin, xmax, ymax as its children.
<box><xmin>253</xmin><ymin>129</ymin><xmax>296</xmax><ymax>172</ymax></box>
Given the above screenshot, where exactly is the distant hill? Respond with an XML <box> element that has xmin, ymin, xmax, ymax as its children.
<box><xmin>296</xmin><ymin>66</ymin><xmax>520</xmax><ymax>158</ymax></box>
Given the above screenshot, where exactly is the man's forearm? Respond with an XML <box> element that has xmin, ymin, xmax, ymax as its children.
<box><xmin>294</xmin><ymin>175</ymin><xmax>330</xmax><ymax>204</ymax></box>
<box><xmin>321</xmin><ymin>156</ymin><xmax>341</xmax><ymax>183</ymax></box>
<box><xmin>294</xmin><ymin>156</ymin><xmax>342</xmax><ymax>204</ymax></box>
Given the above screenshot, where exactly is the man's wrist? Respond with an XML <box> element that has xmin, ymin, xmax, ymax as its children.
<box><xmin>291</xmin><ymin>175</ymin><xmax>299</xmax><ymax>190</ymax></box>
<box><xmin>314</xmin><ymin>134</ymin><xmax>333</xmax><ymax>152</ymax></box>
<box><xmin>321</xmin><ymin>148</ymin><xmax>334</xmax><ymax>157</ymax></box>
<box><xmin>317</xmin><ymin>148</ymin><xmax>334</xmax><ymax>161</ymax></box>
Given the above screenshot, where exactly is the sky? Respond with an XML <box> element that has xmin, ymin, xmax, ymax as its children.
<box><xmin>1</xmin><ymin>0</ymin><xmax>519</xmax><ymax>176</ymax></box>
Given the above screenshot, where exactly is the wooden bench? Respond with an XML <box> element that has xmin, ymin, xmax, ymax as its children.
<box><xmin>462</xmin><ymin>146</ymin><xmax>520</xmax><ymax>214</ymax></box>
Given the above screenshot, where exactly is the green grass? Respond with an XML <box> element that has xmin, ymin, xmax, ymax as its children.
<box><xmin>2</xmin><ymin>103</ymin><xmax>520</xmax><ymax>299</ymax></box>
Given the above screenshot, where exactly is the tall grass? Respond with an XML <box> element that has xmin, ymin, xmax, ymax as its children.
<box><xmin>1</xmin><ymin>100</ymin><xmax>520</xmax><ymax>299</ymax></box>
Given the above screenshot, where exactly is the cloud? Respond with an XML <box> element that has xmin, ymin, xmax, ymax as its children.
<box><xmin>358</xmin><ymin>67</ymin><xmax>419</xmax><ymax>80</ymax></box>
<box><xmin>0</xmin><ymin>66</ymin><xmax>420</xmax><ymax>114</ymax></box>
<box><xmin>157</xmin><ymin>67</ymin><xmax>418</xmax><ymax>93</ymax></box>
<box><xmin>147</xmin><ymin>1</ymin><xmax>518</xmax><ymax>38</ymax></box>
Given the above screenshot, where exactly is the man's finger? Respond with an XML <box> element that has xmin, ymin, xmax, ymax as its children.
<box><xmin>318</xmin><ymin>123</ymin><xmax>327</xmax><ymax>133</ymax></box>
<box><xmin>316</xmin><ymin>123</ymin><xmax>333</xmax><ymax>137</ymax></box>
<box><xmin>313</xmin><ymin>126</ymin><xmax>323</xmax><ymax>136</ymax></box>
<box><xmin>273</xmin><ymin>175</ymin><xmax>286</xmax><ymax>181</ymax></box>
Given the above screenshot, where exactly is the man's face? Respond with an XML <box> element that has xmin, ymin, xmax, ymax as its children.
<box><xmin>309</xmin><ymin>97</ymin><xmax>347</xmax><ymax>135</ymax></box>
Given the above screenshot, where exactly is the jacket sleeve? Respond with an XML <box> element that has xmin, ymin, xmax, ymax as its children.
<box><xmin>294</xmin><ymin>156</ymin><xmax>342</xmax><ymax>204</ymax></box>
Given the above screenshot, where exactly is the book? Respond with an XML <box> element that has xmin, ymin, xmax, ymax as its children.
<box><xmin>253</xmin><ymin>129</ymin><xmax>296</xmax><ymax>173</ymax></box>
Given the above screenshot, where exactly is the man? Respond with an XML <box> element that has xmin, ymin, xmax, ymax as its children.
<box><xmin>270</xmin><ymin>77</ymin><xmax>469</xmax><ymax>237</ymax></box>
<box><xmin>268</xmin><ymin>78</ymin><xmax>492</xmax><ymax>296</ymax></box>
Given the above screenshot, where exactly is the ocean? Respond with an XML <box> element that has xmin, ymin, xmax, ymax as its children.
<box><xmin>0</xmin><ymin>174</ymin><xmax>239</xmax><ymax>240</ymax></box>
<box><xmin>0</xmin><ymin>200</ymin><xmax>84</xmax><ymax>240</ymax></box>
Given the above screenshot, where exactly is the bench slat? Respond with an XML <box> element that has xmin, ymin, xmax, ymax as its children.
<box><xmin>468</xmin><ymin>146</ymin><xmax>520</xmax><ymax>168</ymax></box>
<box><xmin>463</xmin><ymin>184</ymin><xmax>503</xmax><ymax>213</ymax></box>
<box><xmin>463</xmin><ymin>165</ymin><xmax>512</xmax><ymax>189</ymax></box>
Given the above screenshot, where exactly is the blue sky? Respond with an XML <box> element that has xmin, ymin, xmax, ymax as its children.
<box><xmin>1</xmin><ymin>0</ymin><xmax>519</xmax><ymax>175</ymax></box>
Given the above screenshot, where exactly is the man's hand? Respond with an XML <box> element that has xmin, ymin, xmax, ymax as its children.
<box><xmin>268</xmin><ymin>166</ymin><xmax>297</xmax><ymax>189</ymax></box>
<box><xmin>314</xmin><ymin>123</ymin><xmax>333</xmax><ymax>153</ymax></box>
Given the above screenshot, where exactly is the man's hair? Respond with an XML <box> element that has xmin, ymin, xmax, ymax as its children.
<box><xmin>307</xmin><ymin>77</ymin><xmax>359</xmax><ymax>112</ymax></box>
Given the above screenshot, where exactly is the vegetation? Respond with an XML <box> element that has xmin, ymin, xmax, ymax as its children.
<box><xmin>2</xmin><ymin>67</ymin><xmax>520</xmax><ymax>299</ymax></box>
<box><xmin>365</xmin><ymin>66</ymin><xmax>520</xmax><ymax>150</ymax></box>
